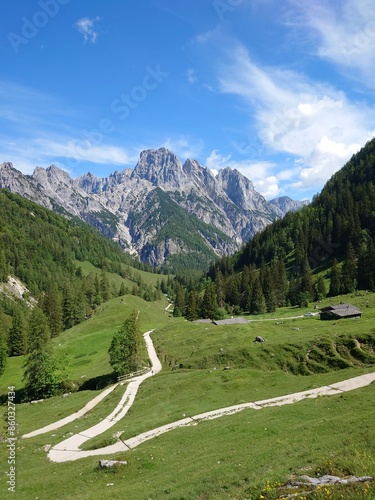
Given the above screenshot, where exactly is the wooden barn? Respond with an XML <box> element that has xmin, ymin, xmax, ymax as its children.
<box><xmin>319</xmin><ymin>304</ymin><xmax>362</xmax><ymax>320</ymax></box>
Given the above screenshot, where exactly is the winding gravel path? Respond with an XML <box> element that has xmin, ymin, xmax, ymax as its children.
<box><xmin>22</xmin><ymin>330</ymin><xmax>375</xmax><ymax>463</ymax></box>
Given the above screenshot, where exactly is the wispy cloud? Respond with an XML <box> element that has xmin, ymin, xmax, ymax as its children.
<box><xmin>36</xmin><ymin>138</ymin><xmax>132</xmax><ymax>165</ymax></box>
<box><xmin>162</xmin><ymin>136</ymin><xmax>204</xmax><ymax>161</ymax></box>
<box><xmin>286</xmin><ymin>0</ymin><xmax>375</xmax><ymax>86</ymax></box>
<box><xmin>0</xmin><ymin>134</ymin><xmax>134</xmax><ymax>174</ymax></box>
<box><xmin>75</xmin><ymin>17</ymin><xmax>101</xmax><ymax>44</ymax></box>
<box><xmin>186</xmin><ymin>68</ymin><xmax>197</xmax><ymax>85</ymax></box>
<box><xmin>205</xmin><ymin>149</ymin><xmax>280</xmax><ymax>199</ymax></box>
<box><xmin>217</xmin><ymin>43</ymin><xmax>375</xmax><ymax>195</ymax></box>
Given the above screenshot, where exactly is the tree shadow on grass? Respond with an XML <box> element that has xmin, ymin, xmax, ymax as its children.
<box><xmin>78</xmin><ymin>372</ymin><xmax>117</xmax><ymax>391</ymax></box>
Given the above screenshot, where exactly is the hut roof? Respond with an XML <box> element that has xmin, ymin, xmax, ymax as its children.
<box><xmin>320</xmin><ymin>304</ymin><xmax>362</xmax><ymax>318</ymax></box>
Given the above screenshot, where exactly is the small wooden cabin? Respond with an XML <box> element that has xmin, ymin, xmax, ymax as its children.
<box><xmin>319</xmin><ymin>304</ymin><xmax>362</xmax><ymax>320</ymax></box>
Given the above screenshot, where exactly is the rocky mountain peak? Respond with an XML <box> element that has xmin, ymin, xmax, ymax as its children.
<box><xmin>0</xmin><ymin>148</ymin><xmax>308</xmax><ymax>269</ymax></box>
<box><xmin>217</xmin><ymin>166</ymin><xmax>269</xmax><ymax>213</ymax></box>
<box><xmin>33</xmin><ymin>164</ymin><xmax>72</xmax><ymax>186</ymax></box>
<box><xmin>268</xmin><ymin>196</ymin><xmax>309</xmax><ymax>217</ymax></box>
<box><xmin>78</xmin><ymin>171</ymin><xmax>102</xmax><ymax>193</ymax></box>
<box><xmin>0</xmin><ymin>161</ymin><xmax>15</xmax><ymax>171</ymax></box>
<box><xmin>0</xmin><ymin>162</ymin><xmax>22</xmax><ymax>180</ymax></box>
<box><xmin>182</xmin><ymin>158</ymin><xmax>217</xmax><ymax>193</ymax></box>
<box><xmin>131</xmin><ymin>147</ymin><xmax>185</xmax><ymax>188</ymax></box>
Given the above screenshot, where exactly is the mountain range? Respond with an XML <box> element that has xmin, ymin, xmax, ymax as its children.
<box><xmin>0</xmin><ymin>148</ymin><xmax>307</xmax><ymax>270</ymax></box>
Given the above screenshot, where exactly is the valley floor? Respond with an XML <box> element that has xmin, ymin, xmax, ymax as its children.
<box><xmin>21</xmin><ymin>330</ymin><xmax>375</xmax><ymax>465</ymax></box>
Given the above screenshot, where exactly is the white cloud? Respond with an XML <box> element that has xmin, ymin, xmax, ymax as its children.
<box><xmin>162</xmin><ymin>136</ymin><xmax>204</xmax><ymax>161</ymax></box>
<box><xmin>205</xmin><ymin>149</ymin><xmax>280</xmax><ymax>199</ymax></box>
<box><xmin>75</xmin><ymin>17</ymin><xmax>101</xmax><ymax>44</ymax></box>
<box><xmin>187</xmin><ymin>68</ymin><xmax>197</xmax><ymax>84</ymax></box>
<box><xmin>0</xmin><ymin>135</ymin><xmax>135</xmax><ymax>177</ymax></box>
<box><xmin>288</xmin><ymin>0</ymin><xmax>375</xmax><ymax>85</ymax></box>
<box><xmin>205</xmin><ymin>149</ymin><xmax>231</xmax><ymax>170</ymax></box>
<box><xmin>217</xmin><ymin>43</ymin><xmax>375</xmax><ymax>194</ymax></box>
<box><xmin>37</xmin><ymin>138</ymin><xmax>131</xmax><ymax>165</ymax></box>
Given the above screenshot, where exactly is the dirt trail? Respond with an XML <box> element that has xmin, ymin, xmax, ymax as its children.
<box><xmin>22</xmin><ymin>330</ymin><xmax>375</xmax><ymax>463</ymax></box>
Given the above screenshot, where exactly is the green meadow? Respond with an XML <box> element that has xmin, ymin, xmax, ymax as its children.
<box><xmin>0</xmin><ymin>291</ymin><xmax>374</xmax><ymax>499</ymax></box>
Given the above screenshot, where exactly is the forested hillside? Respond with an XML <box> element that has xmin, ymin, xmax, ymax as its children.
<box><xmin>0</xmin><ymin>189</ymin><xmax>164</xmax><ymax>382</ymax></box>
<box><xmin>176</xmin><ymin>137</ymin><xmax>375</xmax><ymax>319</ymax></box>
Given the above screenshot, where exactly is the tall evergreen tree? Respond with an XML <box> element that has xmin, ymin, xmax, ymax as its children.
<box><xmin>173</xmin><ymin>284</ymin><xmax>186</xmax><ymax>317</ymax></box>
<box><xmin>300</xmin><ymin>260</ymin><xmax>314</xmax><ymax>298</ymax></box>
<box><xmin>200</xmin><ymin>283</ymin><xmax>218</xmax><ymax>320</ymax></box>
<box><xmin>23</xmin><ymin>342</ymin><xmax>66</xmax><ymax>399</ymax></box>
<box><xmin>215</xmin><ymin>270</ymin><xmax>225</xmax><ymax>308</ymax></box>
<box><xmin>185</xmin><ymin>290</ymin><xmax>200</xmax><ymax>321</ymax></box>
<box><xmin>260</xmin><ymin>266</ymin><xmax>277</xmax><ymax>313</ymax></box>
<box><xmin>0</xmin><ymin>249</ymin><xmax>9</xmax><ymax>282</ymax></box>
<box><xmin>328</xmin><ymin>258</ymin><xmax>341</xmax><ymax>297</ymax></box>
<box><xmin>42</xmin><ymin>283</ymin><xmax>63</xmax><ymax>338</ymax></box>
<box><xmin>8</xmin><ymin>309</ymin><xmax>27</xmax><ymax>356</ymax></box>
<box><xmin>313</xmin><ymin>275</ymin><xmax>327</xmax><ymax>301</ymax></box>
<box><xmin>273</xmin><ymin>260</ymin><xmax>288</xmax><ymax>307</ymax></box>
<box><xmin>341</xmin><ymin>242</ymin><xmax>358</xmax><ymax>293</ymax></box>
<box><xmin>100</xmin><ymin>270</ymin><xmax>111</xmax><ymax>302</ymax></box>
<box><xmin>357</xmin><ymin>240</ymin><xmax>375</xmax><ymax>291</ymax></box>
<box><xmin>118</xmin><ymin>281</ymin><xmax>127</xmax><ymax>297</ymax></box>
<box><xmin>62</xmin><ymin>283</ymin><xmax>85</xmax><ymax>330</ymax></box>
<box><xmin>287</xmin><ymin>277</ymin><xmax>301</xmax><ymax>307</ymax></box>
<box><xmin>249</xmin><ymin>277</ymin><xmax>266</xmax><ymax>314</ymax></box>
<box><xmin>108</xmin><ymin>309</ymin><xmax>141</xmax><ymax>375</ymax></box>
<box><xmin>28</xmin><ymin>307</ymin><xmax>51</xmax><ymax>353</ymax></box>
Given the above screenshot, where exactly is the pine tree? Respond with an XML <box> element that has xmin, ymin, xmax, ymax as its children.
<box><xmin>8</xmin><ymin>309</ymin><xmax>27</xmax><ymax>356</ymax></box>
<box><xmin>273</xmin><ymin>260</ymin><xmax>288</xmax><ymax>307</ymax></box>
<box><xmin>0</xmin><ymin>249</ymin><xmax>9</xmax><ymax>282</ymax></box>
<box><xmin>28</xmin><ymin>307</ymin><xmax>51</xmax><ymax>353</ymax></box>
<box><xmin>108</xmin><ymin>309</ymin><xmax>141</xmax><ymax>375</ymax></box>
<box><xmin>173</xmin><ymin>285</ymin><xmax>186</xmax><ymax>317</ymax></box>
<box><xmin>62</xmin><ymin>283</ymin><xmax>85</xmax><ymax>330</ymax></box>
<box><xmin>287</xmin><ymin>277</ymin><xmax>301</xmax><ymax>306</ymax></box>
<box><xmin>42</xmin><ymin>283</ymin><xmax>63</xmax><ymax>338</ymax></box>
<box><xmin>215</xmin><ymin>270</ymin><xmax>225</xmax><ymax>307</ymax></box>
<box><xmin>118</xmin><ymin>281</ymin><xmax>127</xmax><ymax>296</ymax></box>
<box><xmin>23</xmin><ymin>343</ymin><xmax>66</xmax><ymax>400</ymax></box>
<box><xmin>341</xmin><ymin>242</ymin><xmax>358</xmax><ymax>293</ymax></box>
<box><xmin>200</xmin><ymin>283</ymin><xmax>218</xmax><ymax>320</ymax></box>
<box><xmin>100</xmin><ymin>270</ymin><xmax>111</xmax><ymax>302</ymax></box>
<box><xmin>62</xmin><ymin>284</ymin><xmax>76</xmax><ymax>330</ymax></box>
<box><xmin>300</xmin><ymin>260</ymin><xmax>314</xmax><ymax>298</ymax></box>
<box><xmin>249</xmin><ymin>277</ymin><xmax>266</xmax><ymax>314</ymax></box>
<box><xmin>260</xmin><ymin>266</ymin><xmax>277</xmax><ymax>313</ymax></box>
<box><xmin>328</xmin><ymin>258</ymin><xmax>341</xmax><ymax>297</ymax></box>
<box><xmin>314</xmin><ymin>276</ymin><xmax>327</xmax><ymax>301</ymax></box>
<box><xmin>185</xmin><ymin>290</ymin><xmax>200</xmax><ymax>321</ymax></box>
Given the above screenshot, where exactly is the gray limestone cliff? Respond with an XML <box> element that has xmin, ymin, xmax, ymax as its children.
<box><xmin>0</xmin><ymin>149</ymin><xmax>308</xmax><ymax>269</ymax></box>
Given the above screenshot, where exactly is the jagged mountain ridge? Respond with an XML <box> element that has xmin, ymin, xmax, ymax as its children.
<box><xmin>0</xmin><ymin>148</ymin><xmax>307</xmax><ymax>270</ymax></box>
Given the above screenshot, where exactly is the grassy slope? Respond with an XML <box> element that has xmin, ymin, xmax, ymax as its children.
<box><xmin>74</xmin><ymin>260</ymin><xmax>164</xmax><ymax>288</ymax></box>
<box><xmin>0</xmin><ymin>294</ymin><xmax>171</xmax><ymax>395</ymax></box>
<box><xmin>0</xmin><ymin>293</ymin><xmax>375</xmax><ymax>499</ymax></box>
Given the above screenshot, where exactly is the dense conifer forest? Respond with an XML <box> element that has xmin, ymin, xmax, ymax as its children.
<box><xmin>173</xmin><ymin>138</ymin><xmax>375</xmax><ymax>320</ymax></box>
<box><xmin>0</xmin><ymin>189</ymin><xmax>164</xmax><ymax>387</ymax></box>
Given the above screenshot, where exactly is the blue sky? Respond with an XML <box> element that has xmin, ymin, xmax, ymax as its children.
<box><xmin>1</xmin><ymin>0</ymin><xmax>375</xmax><ymax>200</ymax></box>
